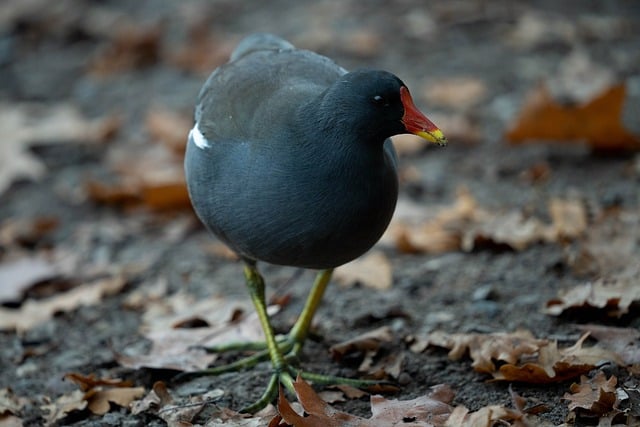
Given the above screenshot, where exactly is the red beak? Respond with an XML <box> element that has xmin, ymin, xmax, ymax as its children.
<box><xmin>400</xmin><ymin>86</ymin><xmax>447</xmax><ymax>145</ymax></box>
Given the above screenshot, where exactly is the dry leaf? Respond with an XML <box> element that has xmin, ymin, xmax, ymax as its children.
<box><xmin>330</xmin><ymin>326</ymin><xmax>394</xmax><ymax>361</ymax></box>
<box><xmin>118</xmin><ymin>291</ymin><xmax>278</xmax><ymax>371</ymax></box>
<box><xmin>422</xmin><ymin>77</ymin><xmax>487</xmax><ymax>110</ymax></box>
<box><xmin>506</xmin><ymin>83</ymin><xmax>640</xmax><ymax>151</ymax></box>
<box><xmin>0</xmin><ymin>257</ymin><xmax>59</xmax><ymax>303</ymax></box>
<box><xmin>414</xmin><ymin>330</ymin><xmax>620</xmax><ymax>384</ymax></box>
<box><xmin>333</xmin><ymin>251</ymin><xmax>393</xmax><ymax>290</ymax></box>
<box><xmin>575</xmin><ymin>324</ymin><xmax>640</xmax><ymax>365</ymax></box>
<box><xmin>90</xmin><ymin>24</ymin><xmax>162</xmax><ymax>75</ymax></box>
<box><xmin>493</xmin><ymin>333</ymin><xmax>621</xmax><ymax>383</ymax></box>
<box><xmin>389</xmin><ymin>188</ymin><xmax>585</xmax><ymax>255</ymax></box>
<box><xmin>41</xmin><ymin>390</ymin><xmax>87</xmax><ymax>426</ymax></box>
<box><xmin>276</xmin><ymin>376</ymin><xmax>452</xmax><ymax>427</ymax></box>
<box><xmin>0</xmin><ymin>102</ymin><xmax>119</xmax><ymax>196</ymax></box>
<box><xmin>0</xmin><ymin>388</ymin><xmax>28</xmax><ymax>417</ymax></box>
<box><xmin>545</xmin><ymin>275</ymin><xmax>640</xmax><ymax>317</ymax></box>
<box><xmin>0</xmin><ymin>276</ymin><xmax>127</xmax><ymax>333</ymax></box>
<box><xmin>166</xmin><ymin>23</ymin><xmax>236</xmax><ymax>75</ymax></box>
<box><xmin>564</xmin><ymin>372</ymin><xmax>618</xmax><ymax>416</ymax></box>
<box><xmin>85</xmin><ymin>387</ymin><xmax>145</xmax><ymax>415</ymax></box>
<box><xmin>145</xmin><ymin>108</ymin><xmax>193</xmax><ymax>154</ymax></box>
<box><xmin>87</xmin><ymin>142</ymin><xmax>190</xmax><ymax>211</ymax></box>
<box><xmin>565</xmin><ymin>207</ymin><xmax>640</xmax><ymax>277</ymax></box>
<box><xmin>415</xmin><ymin>330</ymin><xmax>543</xmax><ymax>374</ymax></box>
<box><xmin>64</xmin><ymin>373</ymin><xmax>133</xmax><ymax>392</ymax></box>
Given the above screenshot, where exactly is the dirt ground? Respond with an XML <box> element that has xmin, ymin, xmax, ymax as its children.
<box><xmin>1</xmin><ymin>0</ymin><xmax>639</xmax><ymax>426</ymax></box>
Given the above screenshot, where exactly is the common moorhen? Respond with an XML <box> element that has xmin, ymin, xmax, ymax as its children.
<box><xmin>184</xmin><ymin>33</ymin><xmax>446</xmax><ymax>412</ymax></box>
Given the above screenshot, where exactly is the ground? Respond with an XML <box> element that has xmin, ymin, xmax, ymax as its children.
<box><xmin>1</xmin><ymin>0</ymin><xmax>639</xmax><ymax>426</ymax></box>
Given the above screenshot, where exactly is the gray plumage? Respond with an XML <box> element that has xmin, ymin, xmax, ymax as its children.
<box><xmin>185</xmin><ymin>33</ymin><xmax>401</xmax><ymax>269</ymax></box>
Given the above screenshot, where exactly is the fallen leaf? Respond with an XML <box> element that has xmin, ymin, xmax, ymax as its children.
<box><xmin>545</xmin><ymin>274</ymin><xmax>640</xmax><ymax>317</ymax></box>
<box><xmin>41</xmin><ymin>389</ymin><xmax>87</xmax><ymax>426</ymax></box>
<box><xmin>0</xmin><ymin>388</ymin><xmax>28</xmax><ymax>417</ymax></box>
<box><xmin>118</xmin><ymin>291</ymin><xmax>279</xmax><ymax>371</ymax></box>
<box><xmin>564</xmin><ymin>372</ymin><xmax>618</xmax><ymax>416</ymax></box>
<box><xmin>493</xmin><ymin>333</ymin><xmax>621</xmax><ymax>383</ymax></box>
<box><xmin>565</xmin><ymin>207</ymin><xmax>640</xmax><ymax>277</ymax></box>
<box><xmin>85</xmin><ymin>387</ymin><xmax>145</xmax><ymax>415</ymax></box>
<box><xmin>0</xmin><ymin>102</ymin><xmax>119</xmax><ymax>196</ymax></box>
<box><xmin>422</xmin><ymin>77</ymin><xmax>487</xmax><ymax>110</ymax></box>
<box><xmin>0</xmin><ymin>257</ymin><xmax>59</xmax><ymax>304</ymax></box>
<box><xmin>334</xmin><ymin>251</ymin><xmax>393</xmax><ymax>290</ymax></box>
<box><xmin>87</xmin><ymin>142</ymin><xmax>190</xmax><ymax>211</ymax></box>
<box><xmin>90</xmin><ymin>24</ymin><xmax>162</xmax><ymax>75</ymax></box>
<box><xmin>414</xmin><ymin>330</ymin><xmax>620</xmax><ymax>383</ymax></box>
<box><xmin>574</xmin><ymin>325</ymin><xmax>640</xmax><ymax>365</ymax></box>
<box><xmin>0</xmin><ymin>276</ymin><xmax>127</xmax><ymax>333</ymax></box>
<box><xmin>415</xmin><ymin>330</ymin><xmax>543</xmax><ymax>374</ymax></box>
<box><xmin>276</xmin><ymin>376</ymin><xmax>452</xmax><ymax>427</ymax></box>
<box><xmin>508</xmin><ymin>11</ymin><xmax>576</xmax><ymax>49</ymax></box>
<box><xmin>506</xmin><ymin>83</ymin><xmax>640</xmax><ymax>151</ymax></box>
<box><xmin>64</xmin><ymin>373</ymin><xmax>133</xmax><ymax>392</ymax></box>
<box><xmin>166</xmin><ymin>22</ymin><xmax>236</xmax><ymax>75</ymax></box>
<box><xmin>0</xmin><ymin>216</ymin><xmax>59</xmax><ymax>249</ymax></box>
<box><xmin>389</xmin><ymin>188</ymin><xmax>586</xmax><ymax>256</ymax></box>
<box><xmin>330</xmin><ymin>326</ymin><xmax>394</xmax><ymax>361</ymax></box>
<box><xmin>145</xmin><ymin>108</ymin><xmax>193</xmax><ymax>154</ymax></box>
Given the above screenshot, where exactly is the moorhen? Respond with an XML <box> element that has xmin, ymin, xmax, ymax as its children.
<box><xmin>184</xmin><ymin>33</ymin><xmax>446</xmax><ymax>412</ymax></box>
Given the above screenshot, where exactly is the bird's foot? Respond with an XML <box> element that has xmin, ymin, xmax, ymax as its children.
<box><xmin>173</xmin><ymin>335</ymin><xmax>301</xmax><ymax>380</ymax></box>
<box><xmin>240</xmin><ymin>367</ymin><xmax>391</xmax><ymax>413</ymax></box>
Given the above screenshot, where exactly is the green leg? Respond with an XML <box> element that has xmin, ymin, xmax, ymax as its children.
<box><xmin>175</xmin><ymin>266</ymin><xmax>392</xmax><ymax>413</ymax></box>
<box><xmin>288</xmin><ymin>268</ymin><xmax>333</xmax><ymax>355</ymax></box>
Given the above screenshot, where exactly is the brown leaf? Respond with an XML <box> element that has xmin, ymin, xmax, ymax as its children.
<box><xmin>0</xmin><ymin>388</ymin><xmax>28</xmax><ymax>416</ymax></box>
<box><xmin>166</xmin><ymin>23</ymin><xmax>236</xmax><ymax>75</ymax></box>
<box><xmin>329</xmin><ymin>326</ymin><xmax>394</xmax><ymax>361</ymax></box>
<box><xmin>118</xmin><ymin>291</ymin><xmax>278</xmax><ymax>370</ymax></box>
<box><xmin>506</xmin><ymin>83</ymin><xmax>640</xmax><ymax>152</ymax></box>
<box><xmin>414</xmin><ymin>330</ymin><xmax>620</xmax><ymax>384</ymax></box>
<box><xmin>0</xmin><ymin>102</ymin><xmax>119</xmax><ymax>196</ymax></box>
<box><xmin>493</xmin><ymin>333</ymin><xmax>621</xmax><ymax>383</ymax></box>
<box><xmin>90</xmin><ymin>24</ymin><xmax>162</xmax><ymax>76</ymax></box>
<box><xmin>85</xmin><ymin>387</ymin><xmax>145</xmax><ymax>415</ymax></box>
<box><xmin>422</xmin><ymin>77</ymin><xmax>488</xmax><ymax>110</ymax></box>
<box><xmin>545</xmin><ymin>274</ymin><xmax>640</xmax><ymax>317</ymax></box>
<box><xmin>0</xmin><ymin>276</ymin><xmax>127</xmax><ymax>333</ymax></box>
<box><xmin>389</xmin><ymin>188</ymin><xmax>586</xmax><ymax>256</ymax></box>
<box><xmin>333</xmin><ymin>251</ymin><xmax>393</xmax><ymax>290</ymax></box>
<box><xmin>41</xmin><ymin>390</ymin><xmax>87</xmax><ymax>425</ymax></box>
<box><xmin>575</xmin><ymin>324</ymin><xmax>640</xmax><ymax>366</ymax></box>
<box><xmin>87</xmin><ymin>143</ymin><xmax>190</xmax><ymax>211</ymax></box>
<box><xmin>64</xmin><ymin>373</ymin><xmax>133</xmax><ymax>392</ymax></box>
<box><xmin>277</xmin><ymin>376</ymin><xmax>452</xmax><ymax>427</ymax></box>
<box><xmin>564</xmin><ymin>372</ymin><xmax>618</xmax><ymax>415</ymax></box>
<box><xmin>0</xmin><ymin>257</ymin><xmax>59</xmax><ymax>304</ymax></box>
<box><xmin>145</xmin><ymin>108</ymin><xmax>193</xmax><ymax>154</ymax></box>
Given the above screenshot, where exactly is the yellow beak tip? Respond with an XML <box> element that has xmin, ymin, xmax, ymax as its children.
<box><xmin>416</xmin><ymin>129</ymin><xmax>448</xmax><ymax>146</ymax></box>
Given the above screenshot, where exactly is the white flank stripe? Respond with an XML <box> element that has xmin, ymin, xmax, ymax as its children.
<box><xmin>189</xmin><ymin>123</ymin><xmax>210</xmax><ymax>149</ymax></box>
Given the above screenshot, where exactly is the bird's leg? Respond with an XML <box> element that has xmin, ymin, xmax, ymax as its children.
<box><xmin>174</xmin><ymin>267</ymin><xmax>390</xmax><ymax>413</ymax></box>
<box><xmin>194</xmin><ymin>269</ymin><xmax>334</xmax><ymax>357</ymax></box>
<box><xmin>286</xmin><ymin>268</ymin><xmax>333</xmax><ymax>356</ymax></box>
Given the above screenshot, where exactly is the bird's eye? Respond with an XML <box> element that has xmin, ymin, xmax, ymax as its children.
<box><xmin>372</xmin><ymin>95</ymin><xmax>388</xmax><ymax>106</ymax></box>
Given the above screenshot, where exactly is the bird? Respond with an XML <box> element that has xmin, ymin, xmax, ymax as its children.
<box><xmin>183</xmin><ymin>33</ymin><xmax>446</xmax><ymax>412</ymax></box>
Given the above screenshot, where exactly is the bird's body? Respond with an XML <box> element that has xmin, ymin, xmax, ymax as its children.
<box><xmin>186</xmin><ymin>34</ymin><xmax>400</xmax><ymax>268</ymax></box>
<box><xmin>183</xmin><ymin>33</ymin><xmax>446</xmax><ymax>412</ymax></box>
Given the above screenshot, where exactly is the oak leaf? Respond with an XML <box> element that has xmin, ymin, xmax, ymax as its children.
<box><xmin>276</xmin><ymin>376</ymin><xmax>452</xmax><ymax>427</ymax></box>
